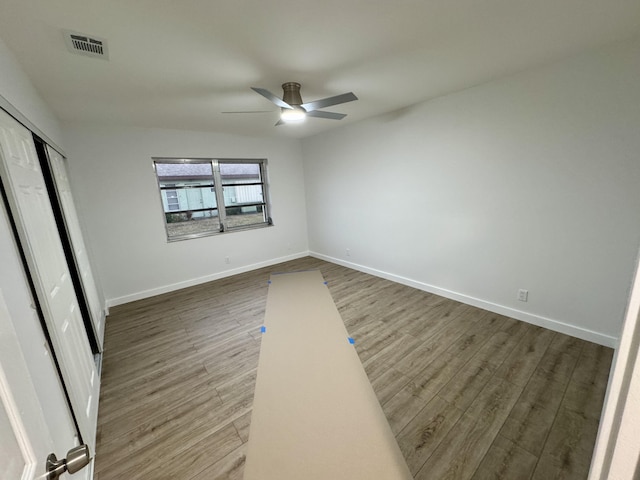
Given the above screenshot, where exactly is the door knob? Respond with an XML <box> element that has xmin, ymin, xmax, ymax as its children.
<box><xmin>46</xmin><ymin>444</ymin><xmax>91</xmax><ymax>479</ymax></box>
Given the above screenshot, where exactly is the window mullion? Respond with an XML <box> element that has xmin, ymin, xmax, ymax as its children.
<box><xmin>211</xmin><ymin>160</ymin><xmax>226</xmax><ymax>231</ymax></box>
<box><xmin>260</xmin><ymin>162</ymin><xmax>271</xmax><ymax>224</ymax></box>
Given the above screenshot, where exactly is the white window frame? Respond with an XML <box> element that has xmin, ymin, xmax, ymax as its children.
<box><xmin>153</xmin><ymin>157</ymin><xmax>272</xmax><ymax>241</ymax></box>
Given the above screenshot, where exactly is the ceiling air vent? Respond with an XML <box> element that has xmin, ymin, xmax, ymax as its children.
<box><xmin>63</xmin><ymin>30</ymin><xmax>109</xmax><ymax>60</ymax></box>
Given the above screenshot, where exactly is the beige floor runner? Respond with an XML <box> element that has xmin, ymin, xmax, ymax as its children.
<box><xmin>244</xmin><ymin>270</ymin><xmax>412</xmax><ymax>479</ymax></box>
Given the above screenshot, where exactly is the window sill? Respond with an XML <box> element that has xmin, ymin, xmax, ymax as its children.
<box><xmin>166</xmin><ymin>222</ymin><xmax>273</xmax><ymax>243</ymax></box>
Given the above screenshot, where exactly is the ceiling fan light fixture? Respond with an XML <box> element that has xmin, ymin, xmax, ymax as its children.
<box><xmin>251</xmin><ymin>82</ymin><xmax>357</xmax><ymax>126</ymax></box>
<box><xmin>280</xmin><ymin>107</ymin><xmax>306</xmax><ymax>123</ymax></box>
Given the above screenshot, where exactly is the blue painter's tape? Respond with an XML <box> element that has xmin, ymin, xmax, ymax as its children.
<box><xmin>348</xmin><ymin>337</ymin><xmax>355</xmax><ymax>344</ymax></box>
<box><xmin>323</xmin><ymin>281</ymin><xmax>328</xmax><ymax>285</ymax></box>
<box><xmin>260</xmin><ymin>326</ymin><xmax>266</xmax><ymax>333</ymax></box>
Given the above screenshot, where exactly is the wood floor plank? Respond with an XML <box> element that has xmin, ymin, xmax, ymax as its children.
<box><xmin>96</xmin><ymin>390</ymin><xmax>221</xmax><ymax>466</ymax></box>
<box><xmin>95</xmin><ymin>257</ymin><xmax>612</xmax><ymax>480</ymax></box>
<box><xmin>414</xmin><ymin>412</ymin><xmax>481</xmax><ymax>480</ymax></box>
<box><xmin>365</xmin><ymin>360</ymin><xmax>412</xmax><ymax>406</ymax></box>
<box><xmin>146</xmin><ymin>424</ymin><xmax>243</xmax><ymax>480</ymax></box>
<box><xmin>393</xmin><ymin>316</ymin><xmax>475</xmax><ymax>376</ymax></box>
<box><xmin>99</xmin><ymin>352</ymin><xmax>205</xmax><ymax>399</ymax></box>
<box><xmin>186</xmin><ymin>317</ymin><xmax>250</xmax><ymax>347</ymax></box>
<box><xmin>534</xmin><ymin>346</ymin><xmax>579</xmax><ymax>387</ymax></box>
<box><xmin>216</xmin><ymin>368</ymin><xmax>257</xmax><ymax>405</ymax></box>
<box><xmin>468</xmin><ymin>330</ymin><xmax>524</xmax><ymax>373</ymax></box>
<box><xmin>100</xmin><ymin>340</ymin><xmax>198</xmax><ymax>384</ymax></box>
<box><xmin>401</xmin><ymin>351</ymin><xmax>468</xmax><ymax>402</ymax></box>
<box><xmin>500</xmin><ymin>401</ymin><xmax>559</xmax><ymax>457</ymax></box>
<box><xmin>495</xmin><ymin>327</ymin><xmax>555</xmax><ymax>386</ymax></box>
<box><xmin>383</xmin><ymin>383</ymin><xmax>436</xmax><ymax>435</ymax></box>
<box><xmin>471</xmin><ymin>434</ymin><xmax>538</xmax><ymax>480</ymax></box>
<box><xmin>547</xmin><ymin>332</ymin><xmax>586</xmax><ymax>358</ymax></box>
<box><xmin>396</xmin><ymin>395</ymin><xmax>463</xmax><ymax>475</ymax></box>
<box><xmin>188</xmin><ymin>443</ymin><xmax>247</xmax><ymax>480</ymax></box>
<box><xmin>531</xmin><ymin>407</ymin><xmax>601</xmax><ymax>480</ymax></box>
<box><xmin>465</xmin><ymin>376</ymin><xmax>524</xmax><ymax>425</ymax></box>
<box><xmin>443</xmin><ymin>330</ymin><xmax>493</xmax><ymax>366</ymax></box>
<box><xmin>98</xmin><ymin>366</ymin><xmax>214</xmax><ymax>430</ymax></box>
<box><xmin>203</xmin><ymin>345</ymin><xmax>260</xmax><ymax>387</ymax></box>
<box><xmin>232</xmin><ymin>412</ymin><xmax>252</xmax><ymax>443</ymax></box>
<box><xmin>524</xmin><ymin>371</ymin><xmax>572</xmax><ymax>412</ymax></box>
<box><xmin>351</xmin><ymin>320</ymin><xmax>405</xmax><ymax>362</ymax></box>
<box><xmin>464</xmin><ymin>311</ymin><xmax>507</xmax><ymax>338</ymax></box>
<box><xmin>439</xmin><ymin>357</ymin><xmax>495</xmax><ymax>410</ymax></box>
<box><xmin>499</xmin><ymin>372</ymin><xmax>567</xmax><ymax>456</ymax></box>
<box><xmin>365</xmin><ymin>333</ymin><xmax>425</xmax><ymax>371</ymax></box>
<box><xmin>104</xmin><ymin>321</ymin><xmax>187</xmax><ymax>352</ymax></box>
<box><xmin>571</xmin><ymin>342</ymin><xmax>614</xmax><ymax>388</ymax></box>
<box><xmin>415</xmin><ymin>377</ymin><xmax>523</xmax><ymax>480</ymax></box>
<box><xmin>562</xmin><ymin>379</ymin><xmax>608</xmax><ymax>420</ymax></box>
<box><xmin>97</xmin><ymin>406</ymin><xmax>241</xmax><ymax>479</ymax></box>
<box><xmin>499</xmin><ymin>316</ymin><xmax>537</xmax><ymax>337</ymax></box>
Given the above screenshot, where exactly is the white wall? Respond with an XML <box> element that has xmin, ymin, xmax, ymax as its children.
<box><xmin>0</xmin><ymin>37</ymin><xmax>64</xmax><ymax>149</ymax></box>
<box><xmin>62</xmin><ymin>124</ymin><xmax>308</xmax><ymax>305</ymax></box>
<box><xmin>302</xmin><ymin>37</ymin><xmax>640</xmax><ymax>346</ymax></box>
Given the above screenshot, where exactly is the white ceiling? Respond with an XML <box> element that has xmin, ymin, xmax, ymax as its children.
<box><xmin>1</xmin><ymin>0</ymin><xmax>639</xmax><ymax>139</ymax></box>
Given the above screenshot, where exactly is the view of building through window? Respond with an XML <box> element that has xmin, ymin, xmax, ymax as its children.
<box><xmin>153</xmin><ymin>159</ymin><xmax>271</xmax><ymax>240</ymax></box>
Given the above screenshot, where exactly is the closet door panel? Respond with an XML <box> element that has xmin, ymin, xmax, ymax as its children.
<box><xmin>0</xmin><ymin>109</ymin><xmax>98</xmax><ymax>452</ymax></box>
<box><xmin>47</xmin><ymin>145</ymin><xmax>105</xmax><ymax>348</ymax></box>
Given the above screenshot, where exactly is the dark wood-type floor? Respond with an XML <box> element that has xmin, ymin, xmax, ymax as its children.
<box><xmin>94</xmin><ymin>257</ymin><xmax>613</xmax><ymax>479</ymax></box>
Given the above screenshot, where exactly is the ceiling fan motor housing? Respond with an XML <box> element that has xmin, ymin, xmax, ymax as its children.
<box><xmin>282</xmin><ymin>82</ymin><xmax>303</xmax><ymax>106</ymax></box>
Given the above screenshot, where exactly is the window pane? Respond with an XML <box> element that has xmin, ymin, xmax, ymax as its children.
<box><xmin>165</xmin><ymin>209</ymin><xmax>220</xmax><ymax>238</ymax></box>
<box><xmin>220</xmin><ymin>162</ymin><xmax>262</xmax><ymax>185</ymax></box>
<box><xmin>156</xmin><ymin>162</ymin><xmax>213</xmax><ymax>179</ymax></box>
<box><xmin>161</xmin><ymin>186</ymin><xmax>217</xmax><ymax>213</ymax></box>
<box><xmin>225</xmin><ymin>204</ymin><xmax>266</xmax><ymax>229</ymax></box>
<box><xmin>222</xmin><ymin>184</ymin><xmax>263</xmax><ymax>207</ymax></box>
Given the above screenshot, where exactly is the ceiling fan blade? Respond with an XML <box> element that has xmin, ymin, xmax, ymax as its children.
<box><xmin>306</xmin><ymin>110</ymin><xmax>347</xmax><ymax>120</ymax></box>
<box><xmin>222</xmin><ymin>110</ymin><xmax>273</xmax><ymax>114</ymax></box>
<box><xmin>251</xmin><ymin>87</ymin><xmax>293</xmax><ymax>109</ymax></box>
<box><xmin>301</xmin><ymin>92</ymin><xmax>358</xmax><ymax>112</ymax></box>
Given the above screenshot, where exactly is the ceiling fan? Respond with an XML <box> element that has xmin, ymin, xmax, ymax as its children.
<box><xmin>225</xmin><ymin>82</ymin><xmax>358</xmax><ymax>125</ymax></box>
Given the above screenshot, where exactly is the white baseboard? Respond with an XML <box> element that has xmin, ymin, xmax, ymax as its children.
<box><xmin>105</xmin><ymin>249</ymin><xmax>617</xmax><ymax>347</ymax></box>
<box><xmin>106</xmin><ymin>251</ymin><xmax>310</xmax><ymax>308</ymax></box>
<box><xmin>310</xmin><ymin>251</ymin><xmax>617</xmax><ymax>348</ymax></box>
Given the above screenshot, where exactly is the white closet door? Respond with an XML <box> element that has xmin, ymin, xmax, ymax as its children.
<box><xmin>0</xmin><ymin>291</ymin><xmax>88</xmax><ymax>480</ymax></box>
<box><xmin>47</xmin><ymin>146</ymin><xmax>105</xmax><ymax>349</ymax></box>
<box><xmin>0</xmin><ymin>198</ymin><xmax>91</xmax><ymax>480</ymax></box>
<box><xmin>0</xmin><ymin>109</ymin><xmax>98</xmax><ymax>453</ymax></box>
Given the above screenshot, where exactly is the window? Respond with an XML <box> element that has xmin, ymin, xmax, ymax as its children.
<box><xmin>153</xmin><ymin>158</ymin><xmax>272</xmax><ymax>241</ymax></box>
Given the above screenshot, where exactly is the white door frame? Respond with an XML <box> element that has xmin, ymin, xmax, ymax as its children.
<box><xmin>589</xmin><ymin>250</ymin><xmax>640</xmax><ymax>479</ymax></box>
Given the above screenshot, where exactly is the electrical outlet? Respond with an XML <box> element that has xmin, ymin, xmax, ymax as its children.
<box><xmin>346</xmin><ymin>248</ymin><xmax>351</xmax><ymax>257</ymax></box>
<box><xmin>518</xmin><ymin>289</ymin><xmax>528</xmax><ymax>302</ymax></box>
<box><xmin>225</xmin><ymin>256</ymin><xmax>230</xmax><ymax>264</ymax></box>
